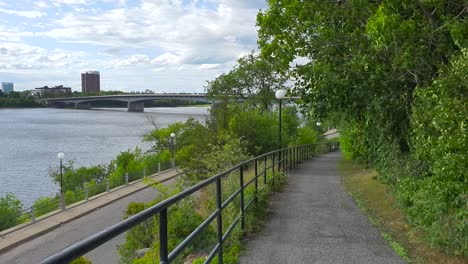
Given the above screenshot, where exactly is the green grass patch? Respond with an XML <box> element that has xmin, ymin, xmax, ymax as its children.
<box><xmin>338</xmin><ymin>158</ymin><xmax>466</xmax><ymax>264</ymax></box>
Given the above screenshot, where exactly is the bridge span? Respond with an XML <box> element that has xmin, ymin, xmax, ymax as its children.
<box><xmin>45</xmin><ymin>93</ymin><xmax>212</xmax><ymax>112</ymax></box>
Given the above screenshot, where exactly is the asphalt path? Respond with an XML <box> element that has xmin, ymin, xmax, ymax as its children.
<box><xmin>0</xmin><ymin>178</ymin><xmax>176</xmax><ymax>264</ymax></box>
<box><xmin>239</xmin><ymin>152</ymin><xmax>405</xmax><ymax>264</ymax></box>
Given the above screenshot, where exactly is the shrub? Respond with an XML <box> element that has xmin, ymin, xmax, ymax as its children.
<box><xmin>0</xmin><ymin>193</ymin><xmax>24</xmax><ymax>231</ymax></box>
<box><xmin>33</xmin><ymin>196</ymin><xmax>59</xmax><ymax>217</ymax></box>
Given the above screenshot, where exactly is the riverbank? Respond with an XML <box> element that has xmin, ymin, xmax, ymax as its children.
<box><xmin>0</xmin><ymin>98</ymin><xmax>44</xmax><ymax>108</ymax></box>
<box><xmin>339</xmin><ymin>159</ymin><xmax>466</xmax><ymax>264</ymax></box>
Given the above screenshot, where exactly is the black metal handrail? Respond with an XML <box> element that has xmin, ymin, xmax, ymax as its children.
<box><xmin>40</xmin><ymin>143</ymin><xmax>330</xmax><ymax>264</ymax></box>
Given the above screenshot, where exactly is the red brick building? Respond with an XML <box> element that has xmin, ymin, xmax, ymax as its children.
<box><xmin>81</xmin><ymin>71</ymin><xmax>100</xmax><ymax>93</ymax></box>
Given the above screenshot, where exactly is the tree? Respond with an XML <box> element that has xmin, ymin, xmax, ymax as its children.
<box><xmin>0</xmin><ymin>193</ymin><xmax>24</xmax><ymax>231</ymax></box>
<box><xmin>49</xmin><ymin>162</ymin><xmax>107</xmax><ymax>192</ymax></box>
<box><xmin>206</xmin><ymin>51</ymin><xmax>287</xmax><ymax>111</ymax></box>
<box><xmin>257</xmin><ymin>0</ymin><xmax>467</xmax><ymax>255</ymax></box>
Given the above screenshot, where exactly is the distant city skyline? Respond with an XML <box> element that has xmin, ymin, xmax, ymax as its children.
<box><xmin>0</xmin><ymin>0</ymin><xmax>267</xmax><ymax>92</ymax></box>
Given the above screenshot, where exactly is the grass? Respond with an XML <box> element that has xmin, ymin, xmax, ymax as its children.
<box><xmin>338</xmin><ymin>158</ymin><xmax>466</xmax><ymax>264</ymax></box>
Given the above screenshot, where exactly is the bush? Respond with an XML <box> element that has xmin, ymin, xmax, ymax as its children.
<box><xmin>0</xmin><ymin>193</ymin><xmax>24</xmax><ymax>231</ymax></box>
<box><xmin>403</xmin><ymin>49</ymin><xmax>468</xmax><ymax>255</ymax></box>
<box><xmin>33</xmin><ymin>196</ymin><xmax>59</xmax><ymax>217</ymax></box>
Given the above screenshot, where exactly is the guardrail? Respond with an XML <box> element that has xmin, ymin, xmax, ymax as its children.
<box><xmin>40</xmin><ymin>143</ymin><xmax>339</xmax><ymax>264</ymax></box>
<box><xmin>0</xmin><ymin>160</ymin><xmax>173</xmax><ymax>233</ymax></box>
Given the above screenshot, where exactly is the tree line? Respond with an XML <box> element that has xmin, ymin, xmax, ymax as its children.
<box><xmin>257</xmin><ymin>0</ymin><xmax>466</xmax><ymax>256</ymax></box>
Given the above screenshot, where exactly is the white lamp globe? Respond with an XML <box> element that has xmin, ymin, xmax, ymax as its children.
<box><xmin>316</xmin><ymin>122</ymin><xmax>321</xmax><ymax>126</ymax></box>
<box><xmin>57</xmin><ymin>152</ymin><xmax>65</xmax><ymax>159</ymax></box>
<box><xmin>275</xmin><ymin>89</ymin><xmax>286</xmax><ymax>99</ymax></box>
<box><xmin>170</xmin><ymin>133</ymin><xmax>176</xmax><ymax>138</ymax></box>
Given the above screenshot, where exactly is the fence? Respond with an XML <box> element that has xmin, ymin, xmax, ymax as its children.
<box><xmin>0</xmin><ymin>160</ymin><xmax>173</xmax><ymax>232</ymax></box>
<box><xmin>40</xmin><ymin>143</ymin><xmax>339</xmax><ymax>264</ymax></box>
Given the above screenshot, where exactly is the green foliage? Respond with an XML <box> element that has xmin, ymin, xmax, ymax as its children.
<box><xmin>228</xmin><ymin>108</ymin><xmax>278</xmax><ymax>156</ymax></box>
<box><xmin>70</xmin><ymin>256</ymin><xmax>93</xmax><ymax>264</ymax></box>
<box><xmin>50</xmin><ymin>161</ymin><xmax>107</xmax><ymax>193</ymax></box>
<box><xmin>182</xmin><ymin>136</ymin><xmax>251</xmax><ymax>185</ymax></box>
<box><xmin>258</xmin><ymin>0</ymin><xmax>467</xmax><ymax>255</ymax></box>
<box><xmin>0</xmin><ymin>193</ymin><xmax>24</xmax><ymax>231</ymax></box>
<box><xmin>381</xmin><ymin>232</ymin><xmax>410</xmax><ymax>262</ymax></box>
<box><xmin>0</xmin><ymin>91</ymin><xmax>44</xmax><ymax>107</ymax></box>
<box><xmin>118</xmin><ymin>185</ymin><xmax>216</xmax><ymax>264</ymax></box>
<box><xmin>401</xmin><ymin>49</ymin><xmax>468</xmax><ymax>255</ymax></box>
<box><xmin>109</xmin><ymin>148</ymin><xmax>144</xmax><ymax>183</ymax></box>
<box><xmin>33</xmin><ymin>196</ymin><xmax>59</xmax><ymax>217</ymax></box>
<box><xmin>206</xmin><ymin>51</ymin><xmax>286</xmax><ymax>111</ymax></box>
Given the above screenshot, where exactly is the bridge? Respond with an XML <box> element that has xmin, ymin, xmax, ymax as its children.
<box><xmin>45</xmin><ymin>93</ymin><xmax>212</xmax><ymax>112</ymax></box>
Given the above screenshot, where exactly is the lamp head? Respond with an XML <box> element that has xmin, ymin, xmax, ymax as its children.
<box><xmin>316</xmin><ymin>122</ymin><xmax>321</xmax><ymax>126</ymax></box>
<box><xmin>170</xmin><ymin>133</ymin><xmax>176</xmax><ymax>138</ymax></box>
<box><xmin>275</xmin><ymin>89</ymin><xmax>286</xmax><ymax>99</ymax></box>
<box><xmin>57</xmin><ymin>152</ymin><xmax>65</xmax><ymax>160</ymax></box>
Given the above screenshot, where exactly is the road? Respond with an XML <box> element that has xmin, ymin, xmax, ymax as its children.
<box><xmin>240</xmin><ymin>152</ymin><xmax>404</xmax><ymax>264</ymax></box>
<box><xmin>0</xmin><ymin>178</ymin><xmax>176</xmax><ymax>264</ymax></box>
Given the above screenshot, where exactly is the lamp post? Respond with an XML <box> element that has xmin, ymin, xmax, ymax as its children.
<box><xmin>170</xmin><ymin>133</ymin><xmax>176</xmax><ymax>168</ymax></box>
<box><xmin>316</xmin><ymin>121</ymin><xmax>321</xmax><ymax>145</ymax></box>
<box><xmin>57</xmin><ymin>152</ymin><xmax>65</xmax><ymax>194</ymax></box>
<box><xmin>57</xmin><ymin>152</ymin><xmax>65</xmax><ymax>210</ymax></box>
<box><xmin>275</xmin><ymin>89</ymin><xmax>286</xmax><ymax>171</ymax></box>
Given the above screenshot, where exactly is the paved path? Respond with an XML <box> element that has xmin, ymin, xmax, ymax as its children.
<box><xmin>240</xmin><ymin>152</ymin><xmax>405</xmax><ymax>264</ymax></box>
<box><xmin>0</xmin><ymin>169</ymin><xmax>180</xmax><ymax>264</ymax></box>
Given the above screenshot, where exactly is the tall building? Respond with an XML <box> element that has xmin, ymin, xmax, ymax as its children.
<box><xmin>1</xmin><ymin>82</ymin><xmax>14</xmax><ymax>94</ymax></box>
<box><xmin>81</xmin><ymin>71</ymin><xmax>100</xmax><ymax>93</ymax></box>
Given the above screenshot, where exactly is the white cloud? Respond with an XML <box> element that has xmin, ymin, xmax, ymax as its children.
<box><xmin>111</xmin><ymin>54</ymin><xmax>150</xmax><ymax>67</ymax></box>
<box><xmin>198</xmin><ymin>64</ymin><xmax>221</xmax><ymax>70</ymax></box>
<box><xmin>0</xmin><ymin>43</ymin><xmax>85</xmax><ymax>70</ymax></box>
<box><xmin>0</xmin><ymin>0</ymin><xmax>266</xmax><ymax>92</ymax></box>
<box><xmin>0</xmin><ymin>8</ymin><xmax>45</xmax><ymax>18</ymax></box>
<box><xmin>41</xmin><ymin>0</ymin><xmax>262</xmax><ymax>66</ymax></box>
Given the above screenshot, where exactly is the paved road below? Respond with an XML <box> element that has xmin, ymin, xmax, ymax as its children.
<box><xmin>240</xmin><ymin>152</ymin><xmax>405</xmax><ymax>264</ymax></box>
<box><xmin>0</xmin><ymin>178</ymin><xmax>176</xmax><ymax>264</ymax></box>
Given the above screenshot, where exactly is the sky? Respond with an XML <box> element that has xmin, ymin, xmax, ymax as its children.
<box><xmin>0</xmin><ymin>0</ymin><xmax>267</xmax><ymax>92</ymax></box>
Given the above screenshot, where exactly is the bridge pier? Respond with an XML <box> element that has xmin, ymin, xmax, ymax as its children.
<box><xmin>128</xmin><ymin>101</ymin><xmax>144</xmax><ymax>112</ymax></box>
<box><xmin>75</xmin><ymin>102</ymin><xmax>91</xmax><ymax>109</ymax></box>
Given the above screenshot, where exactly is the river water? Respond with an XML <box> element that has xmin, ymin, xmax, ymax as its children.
<box><xmin>0</xmin><ymin>107</ymin><xmax>209</xmax><ymax>207</ymax></box>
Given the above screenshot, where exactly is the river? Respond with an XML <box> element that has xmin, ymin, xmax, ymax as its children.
<box><xmin>0</xmin><ymin>107</ymin><xmax>209</xmax><ymax>207</ymax></box>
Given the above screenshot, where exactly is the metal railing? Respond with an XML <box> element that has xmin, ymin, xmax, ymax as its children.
<box><xmin>40</xmin><ymin>143</ymin><xmax>338</xmax><ymax>264</ymax></box>
<box><xmin>0</xmin><ymin>160</ymin><xmax>173</xmax><ymax>233</ymax></box>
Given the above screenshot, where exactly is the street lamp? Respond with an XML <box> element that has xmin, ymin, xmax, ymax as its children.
<box><xmin>316</xmin><ymin>121</ymin><xmax>321</xmax><ymax>144</ymax></box>
<box><xmin>170</xmin><ymin>133</ymin><xmax>176</xmax><ymax>168</ymax></box>
<box><xmin>57</xmin><ymin>152</ymin><xmax>65</xmax><ymax>194</ymax></box>
<box><xmin>275</xmin><ymin>89</ymin><xmax>286</xmax><ymax>171</ymax></box>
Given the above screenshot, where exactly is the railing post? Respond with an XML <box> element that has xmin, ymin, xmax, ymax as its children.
<box><xmin>240</xmin><ymin>165</ymin><xmax>245</xmax><ymax>230</ymax></box>
<box><xmin>159</xmin><ymin>209</ymin><xmax>168</xmax><ymax>264</ymax></box>
<box><xmin>158</xmin><ymin>162</ymin><xmax>161</xmax><ymax>173</ymax></box>
<box><xmin>272</xmin><ymin>153</ymin><xmax>275</xmax><ymax>185</ymax></box>
<box><xmin>30</xmin><ymin>207</ymin><xmax>35</xmax><ymax>222</ymax></box>
<box><xmin>297</xmin><ymin>146</ymin><xmax>299</xmax><ymax>165</ymax></box>
<box><xmin>289</xmin><ymin>148</ymin><xmax>292</xmax><ymax>170</ymax></box>
<box><xmin>85</xmin><ymin>187</ymin><xmax>89</xmax><ymax>201</ymax></box>
<box><xmin>283</xmin><ymin>149</ymin><xmax>287</xmax><ymax>173</ymax></box>
<box><xmin>303</xmin><ymin>146</ymin><xmax>305</xmax><ymax>161</ymax></box>
<box><xmin>143</xmin><ymin>167</ymin><xmax>146</xmax><ymax>179</ymax></box>
<box><xmin>254</xmin><ymin>159</ymin><xmax>258</xmax><ymax>202</ymax></box>
<box><xmin>59</xmin><ymin>193</ymin><xmax>65</xmax><ymax>210</ymax></box>
<box><xmin>278</xmin><ymin>149</ymin><xmax>282</xmax><ymax>173</ymax></box>
<box><xmin>216</xmin><ymin>178</ymin><xmax>223</xmax><ymax>264</ymax></box>
<box><xmin>125</xmin><ymin>173</ymin><xmax>129</xmax><ymax>185</ymax></box>
<box><xmin>106</xmin><ymin>178</ymin><xmax>110</xmax><ymax>192</ymax></box>
<box><xmin>264</xmin><ymin>155</ymin><xmax>267</xmax><ymax>185</ymax></box>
